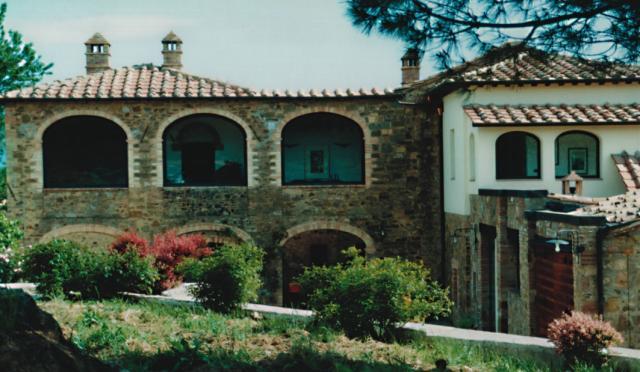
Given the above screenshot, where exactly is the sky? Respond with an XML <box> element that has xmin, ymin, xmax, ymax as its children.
<box><xmin>3</xmin><ymin>0</ymin><xmax>438</xmax><ymax>90</ymax></box>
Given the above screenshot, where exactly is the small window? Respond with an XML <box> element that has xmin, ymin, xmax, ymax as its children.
<box><xmin>91</xmin><ymin>44</ymin><xmax>104</xmax><ymax>53</ymax></box>
<box><xmin>496</xmin><ymin>132</ymin><xmax>540</xmax><ymax>179</ymax></box>
<box><xmin>166</xmin><ymin>42</ymin><xmax>177</xmax><ymax>51</ymax></box>
<box><xmin>555</xmin><ymin>131</ymin><xmax>599</xmax><ymax>178</ymax></box>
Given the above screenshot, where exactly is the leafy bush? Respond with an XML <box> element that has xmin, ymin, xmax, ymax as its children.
<box><xmin>150</xmin><ymin>231</ymin><xmax>212</xmax><ymax>291</ymax></box>
<box><xmin>23</xmin><ymin>239</ymin><xmax>158</xmax><ymax>299</ymax></box>
<box><xmin>547</xmin><ymin>311</ymin><xmax>623</xmax><ymax>368</ymax></box>
<box><xmin>109</xmin><ymin>231</ymin><xmax>150</xmax><ymax>256</ymax></box>
<box><xmin>181</xmin><ymin>244</ymin><xmax>264</xmax><ymax>313</ymax></box>
<box><xmin>0</xmin><ymin>213</ymin><xmax>23</xmax><ymax>282</ymax></box>
<box><xmin>296</xmin><ymin>248</ymin><xmax>452</xmax><ymax>340</ymax></box>
<box><xmin>109</xmin><ymin>230</ymin><xmax>212</xmax><ymax>292</ymax></box>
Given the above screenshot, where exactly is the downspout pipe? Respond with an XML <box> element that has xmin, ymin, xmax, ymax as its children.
<box><xmin>595</xmin><ymin>226</ymin><xmax>607</xmax><ymax>315</ymax></box>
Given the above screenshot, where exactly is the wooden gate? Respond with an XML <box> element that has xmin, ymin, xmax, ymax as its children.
<box><xmin>533</xmin><ymin>240</ymin><xmax>574</xmax><ymax>336</ymax></box>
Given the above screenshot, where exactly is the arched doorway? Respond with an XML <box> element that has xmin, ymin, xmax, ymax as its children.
<box><xmin>282</xmin><ymin>229</ymin><xmax>366</xmax><ymax>307</ymax></box>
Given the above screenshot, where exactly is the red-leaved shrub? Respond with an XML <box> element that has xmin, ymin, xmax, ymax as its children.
<box><xmin>149</xmin><ymin>231</ymin><xmax>212</xmax><ymax>291</ymax></box>
<box><xmin>547</xmin><ymin>311</ymin><xmax>623</xmax><ymax>368</ymax></box>
<box><xmin>110</xmin><ymin>230</ymin><xmax>213</xmax><ymax>292</ymax></box>
<box><xmin>110</xmin><ymin>231</ymin><xmax>150</xmax><ymax>256</ymax></box>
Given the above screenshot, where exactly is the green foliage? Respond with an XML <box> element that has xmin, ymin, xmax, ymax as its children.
<box><xmin>182</xmin><ymin>244</ymin><xmax>264</xmax><ymax>313</ymax></box>
<box><xmin>0</xmin><ymin>167</ymin><xmax>6</xmax><ymax>201</ymax></box>
<box><xmin>347</xmin><ymin>0</ymin><xmax>640</xmax><ymax>68</ymax></box>
<box><xmin>0</xmin><ymin>3</ymin><xmax>52</xmax><ymax>94</ymax></box>
<box><xmin>22</xmin><ymin>239</ymin><xmax>158</xmax><ymax>299</ymax></box>
<box><xmin>0</xmin><ymin>212</ymin><xmax>22</xmax><ymax>282</ymax></box>
<box><xmin>297</xmin><ymin>249</ymin><xmax>452</xmax><ymax>340</ymax></box>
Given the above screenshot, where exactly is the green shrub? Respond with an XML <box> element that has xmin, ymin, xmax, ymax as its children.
<box><xmin>181</xmin><ymin>244</ymin><xmax>264</xmax><ymax>313</ymax></box>
<box><xmin>296</xmin><ymin>248</ymin><xmax>452</xmax><ymax>340</ymax></box>
<box><xmin>0</xmin><ymin>213</ymin><xmax>23</xmax><ymax>282</ymax></box>
<box><xmin>22</xmin><ymin>239</ymin><xmax>158</xmax><ymax>299</ymax></box>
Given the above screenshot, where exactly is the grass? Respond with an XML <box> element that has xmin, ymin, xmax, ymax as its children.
<box><xmin>38</xmin><ymin>299</ymin><xmax>618</xmax><ymax>371</ymax></box>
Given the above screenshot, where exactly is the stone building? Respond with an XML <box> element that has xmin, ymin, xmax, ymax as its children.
<box><xmin>422</xmin><ymin>44</ymin><xmax>640</xmax><ymax>347</ymax></box>
<box><xmin>0</xmin><ymin>32</ymin><xmax>442</xmax><ymax>305</ymax></box>
<box><xmin>2</xmin><ymin>33</ymin><xmax>640</xmax><ymax>346</ymax></box>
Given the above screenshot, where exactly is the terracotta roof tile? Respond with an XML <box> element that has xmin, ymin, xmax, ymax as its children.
<box><xmin>464</xmin><ymin>104</ymin><xmax>640</xmax><ymax>126</ymax></box>
<box><xmin>402</xmin><ymin>44</ymin><xmax>640</xmax><ymax>101</ymax></box>
<box><xmin>612</xmin><ymin>151</ymin><xmax>640</xmax><ymax>191</ymax></box>
<box><xmin>0</xmin><ymin>65</ymin><xmax>394</xmax><ymax>101</ymax></box>
<box><xmin>572</xmin><ymin>191</ymin><xmax>640</xmax><ymax>223</ymax></box>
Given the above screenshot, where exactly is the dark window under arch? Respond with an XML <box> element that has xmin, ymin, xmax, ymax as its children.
<box><xmin>555</xmin><ymin>131</ymin><xmax>599</xmax><ymax>178</ymax></box>
<box><xmin>282</xmin><ymin>113</ymin><xmax>364</xmax><ymax>185</ymax></box>
<box><xmin>43</xmin><ymin>116</ymin><xmax>128</xmax><ymax>188</ymax></box>
<box><xmin>496</xmin><ymin>131</ymin><xmax>540</xmax><ymax>179</ymax></box>
<box><xmin>163</xmin><ymin>114</ymin><xmax>247</xmax><ymax>186</ymax></box>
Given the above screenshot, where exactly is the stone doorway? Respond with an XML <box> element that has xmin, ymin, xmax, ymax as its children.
<box><xmin>282</xmin><ymin>229</ymin><xmax>366</xmax><ymax>307</ymax></box>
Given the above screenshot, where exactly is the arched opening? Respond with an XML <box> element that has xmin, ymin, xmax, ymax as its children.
<box><xmin>282</xmin><ymin>113</ymin><xmax>364</xmax><ymax>185</ymax></box>
<box><xmin>163</xmin><ymin>114</ymin><xmax>247</xmax><ymax>186</ymax></box>
<box><xmin>43</xmin><ymin>116</ymin><xmax>128</xmax><ymax>188</ymax></box>
<box><xmin>555</xmin><ymin>131</ymin><xmax>599</xmax><ymax>178</ymax></box>
<box><xmin>495</xmin><ymin>132</ymin><xmax>540</xmax><ymax>179</ymax></box>
<box><xmin>282</xmin><ymin>229</ymin><xmax>366</xmax><ymax>307</ymax></box>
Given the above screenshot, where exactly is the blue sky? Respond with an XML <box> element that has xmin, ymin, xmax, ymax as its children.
<box><xmin>4</xmin><ymin>0</ymin><xmax>437</xmax><ymax>90</ymax></box>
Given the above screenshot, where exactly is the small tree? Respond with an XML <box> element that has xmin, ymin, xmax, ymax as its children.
<box><xmin>181</xmin><ymin>244</ymin><xmax>264</xmax><ymax>313</ymax></box>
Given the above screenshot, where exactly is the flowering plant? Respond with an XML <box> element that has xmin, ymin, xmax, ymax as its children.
<box><xmin>547</xmin><ymin>311</ymin><xmax>623</xmax><ymax>368</ymax></box>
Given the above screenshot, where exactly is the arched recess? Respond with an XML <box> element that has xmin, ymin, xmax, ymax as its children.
<box><xmin>271</xmin><ymin>108</ymin><xmax>373</xmax><ymax>187</ymax></box>
<box><xmin>495</xmin><ymin>131</ymin><xmax>541</xmax><ymax>179</ymax></box>
<box><xmin>174</xmin><ymin>223</ymin><xmax>254</xmax><ymax>247</ymax></box>
<box><xmin>554</xmin><ymin>130</ymin><xmax>599</xmax><ymax>178</ymax></box>
<box><xmin>280</xmin><ymin>220</ymin><xmax>375</xmax><ymax>255</ymax></box>
<box><xmin>36</xmin><ymin>111</ymin><xmax>135</xmax><ymax>189</ymax></box>
<box><xmin>280</xmin><ymin>113</ymin><xmax>366</xmax><ymax>185</ymax></box>
<box><xmin>39</xmin><ymin>224</ymin><xmax>124</xmax><ymax>249</ymax></box>
<box><xmin>154</xmin><ymin>109</ymin><xmax>257</xmax><ymax>187</ymax></box>
<box><xmin>279</xmin><ymin>220</ymin><xmax>375</xmax><ymax>307</ymax></box>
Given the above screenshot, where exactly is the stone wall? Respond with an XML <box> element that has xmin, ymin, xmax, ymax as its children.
<box><xmin>4</xmin><ymin>97</ymin><xmax>443</xmax><ymax>303</ymax></box>
<box><xmin>601</xmin><ymin>222</ymin><xmax>640</xmax><ymax>348</ymax></box>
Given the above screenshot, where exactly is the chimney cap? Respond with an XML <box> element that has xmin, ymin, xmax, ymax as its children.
<box><xmin>84</xmin><ymin>32</ymin><xmax>110</xmax><ymax>46</ymax></box>
<box><xmin>401</xmin><ymin>48</ymin><xmax>420</xmax><ymax>61</ymax></box>
<box><xmin>162</xmin><ymin>31</ymin><xmax>182</xmax><ymax>43</ymax></box>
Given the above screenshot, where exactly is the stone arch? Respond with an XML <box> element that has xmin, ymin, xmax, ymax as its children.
<box><xmin>35</xmin><ymin>110</ymin><xmax>136</xmax><ymax>189</ymax></box>
<box><xmin>39</xmin><ymin>224</ymin><xmax>124</xmax><ymax>249</ymax></box>
<box><xmin>271</xmin><ymin>108</ymin><xmax>373</xmax><ymax>187</ymax></box>
<box><xmin>280</xmin><ymin>220</ymin><xmax>375</xmax><ymax>255</ymax></box>
<box><xmin>154</xmin><ymin>108</ymin><xmax>257</xmax><ymax>187</ymax></box>
<box><xmin>173</xmin><ymin>223</ymin><xmax>254</xmax><ymax>245</ymax></box>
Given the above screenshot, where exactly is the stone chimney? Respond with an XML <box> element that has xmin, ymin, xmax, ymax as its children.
<box><xmin>84</xmin><ymin>33</ymin><xmax>111</xmax><ymax>74</ymax></box>
<box><xmin>162</xmin><ymin>31</ymin><xmax>183</xmax><ymax>70</ymax></box>
<box><xmin>401</xmin><ymin>48</ymin><xmax>421</xmax><ymax>86</ymax></box>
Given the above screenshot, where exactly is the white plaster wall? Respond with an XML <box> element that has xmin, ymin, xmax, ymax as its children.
<box><xmin>443</xmin><ymin>83</ymin><xmax>640</xmax><ymax>215</ymax></box>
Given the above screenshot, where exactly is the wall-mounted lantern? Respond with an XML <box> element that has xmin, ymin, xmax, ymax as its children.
<box><xmin>545</xmin><ymin>229</ymin><xmax>585</xmax><ymax>262</ymax></box>
<box><xmin>562</xmin><ymin>171</ymin><xmax>584</xmax><ymax>195</ymax></box>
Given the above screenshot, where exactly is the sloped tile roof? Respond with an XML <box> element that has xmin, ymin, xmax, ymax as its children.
<box><xmin>464</xmin><ymin>104</ymin><xmax>640</xmax><ymax>126</ymax></box>
<box><xmin>402</xmin><ymin>44</ymin><xmax>640</xmax><ymax>101</ymax></box>
<box><xmin>612</xmin><ymin>152</ymin><xmax>640</xmax><ymax>191</ymax></box>
<box><xmin>0</xmin><ymin>65</ymin><xmax>395</xmax><ymax>101</ymax></box>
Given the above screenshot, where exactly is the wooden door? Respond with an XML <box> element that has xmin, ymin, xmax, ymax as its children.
<box><xmin>533</xmin><ymin>240</ymin><xmax>574</xmax><ymax>336</ymax></box>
